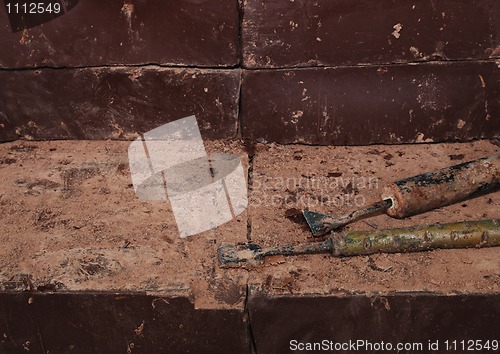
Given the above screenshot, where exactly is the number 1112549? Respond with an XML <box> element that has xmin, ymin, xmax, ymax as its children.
<box><xmin>6</xmin><ymin>2</ymin><xmax>62</xmax><ymax>14</ymax></box>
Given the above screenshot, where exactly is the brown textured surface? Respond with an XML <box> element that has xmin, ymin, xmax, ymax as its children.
<box><xmin>1</xmin><ymin>140</ymin><xmax>497</xmax><ymax>298</ymax></box>
<box><xmin>0</xmin><ymin>140</ymin><xmax>249</xmax><ymax>310</ymax></box>
<box><xmin>248</xmin><ymin>292</ymin><xmax>500</xmax><ymax>354</ymax></box>
<box><xmin>0</xmin><ymin>292</ymin><xmax>248</xmax><ymax>353</ymax></box>
<box><xmin>242</xmin><ymin>0</ymin><xmax>500</xmax><ymax>68</ymax></box>
<box><xmin>247</xmin><ymin>140</ymin><xmax>499</xmax><ymax>294</ymax></box>
<box><xmin>4</xmin><ymin>0</ymin><xmax>75</xmax><ymax>33</ymax></box>
<box><xmin>0</xmin><ymin>0</ymin><xmax>239</xmax><ymax>68</ymax></box>
<box><xmin>0</xmin><ymin>139</ymin><xmax>499</xmax><ymax>352</ymax></box>
<box><xmin>1</xmin><ymin>1</ymin><xmax>499</xmax><ymax>351</ymax></box>
<box><xmin>241</xmin><ymin>62</ymin><xmax>500</xmax><ymax>145</ymax></box>
<box><xmin>0</xmin><ymin>67</ymin><xmax>241</xmax><ymax>141</ymax></box>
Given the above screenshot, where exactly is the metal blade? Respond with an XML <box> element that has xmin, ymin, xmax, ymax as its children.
<box><xmin>303</xmin><ymin>199</ymin><xmax>392</xmax><ymax>236</ymax></box>
<box><xmin>218</xmin><ymin>240</ymin><xmax>333</xmax><ymax>268</ymax></box>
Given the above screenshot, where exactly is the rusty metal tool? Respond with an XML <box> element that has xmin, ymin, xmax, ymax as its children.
<box><xmin>304</xmin><ymin>153</ymin><xmax>500</xmax><ymax>236</ymax></box>
<box><xmin>218</xmin><ymin>219</ymin><xmax>500</xmax><ymax>268</ymax></box>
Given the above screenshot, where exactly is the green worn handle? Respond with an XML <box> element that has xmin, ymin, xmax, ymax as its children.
<box><xmin>333</xmin><ymin>219</ymin><xmax>500</xmax><ymax>256</ymax></box>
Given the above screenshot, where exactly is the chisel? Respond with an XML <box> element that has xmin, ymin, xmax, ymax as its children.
<box><xmin>218</xmin><ymin>219</ymin><xmax>500</xmax><ymax>267</ymax></box>
<box><xmin>303</xmin><ymin>153</ymin><xmax>500</xmax><ymax>236</ymax></box>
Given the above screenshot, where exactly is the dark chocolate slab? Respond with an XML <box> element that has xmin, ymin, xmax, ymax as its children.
<box><xmin>0</xmin><ymin>0</ymin><xmax>239</xmax><ymax>68</ymax></box>
<box><xmin>241</xmin><ymin>62</ymin><xmax>500</xmax><ymax>145</ymax></box>
<box><xmin>0</xmin><ymin>292</ymin><xmax>248</xmax><ymax>353</ymax></box>
<box><xmin>242</xmin><ymin>0</ymin><xmax>500</xmax><ymax>68</ymax></box>
<box><xmin>4</xmin><ymin>0</ymin><xmax>70</xmax><ymax>33</ymax></box>
<box><xmin>248</xmin><ymin>291</ymin><xmax>500</xmax><ymax>354</ymax></box>
<box><xmin>0</xmin><ymin>67</ymin><xmax>240</xmax><ymax>141</ymax></box>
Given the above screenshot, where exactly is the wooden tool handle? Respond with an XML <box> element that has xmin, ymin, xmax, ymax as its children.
<box><xmin>333</xmin><ymin>219</ymin><xmax>500</xmax><ymax>256</ymax></box>
<box><xmin>382</xmin><ymin>154</ymin><xmax>500</xmax><ymax>218</ymax></box>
